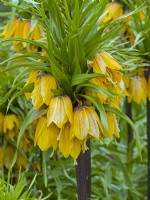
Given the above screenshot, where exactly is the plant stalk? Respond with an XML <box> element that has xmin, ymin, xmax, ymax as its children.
<box><xmin>146</xmin><ymin>66</ymin><xmax>150</xmax><ymax>199</ymax></box>
<box><xmin>84</xmin><ymin>139</ymin><xmax>91</xmax><ymax>198</ymax></box>
<box><xmin>126</xmin><ymin>100</ymin><xmax>133</xmax><ymax>145</ymax></box>
<box><xmin>76</xmin><ymin>139</ymin><xmax>91</xmax><ymax>200</ymax></box>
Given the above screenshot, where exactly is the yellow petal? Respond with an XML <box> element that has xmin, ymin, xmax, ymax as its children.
<box><xmin>49</xmin><ymin>123</ymin><xmax>60</xmax><ymax>150</ymax></box>
<box><xmin>31</xmin><ymin>78</ymin><xmax>43</xmax><ymax>110</ymax></box>
<box><xmin>32</xmin><ymin>24</ymin><xmax>42</xmax><ymax>40</ymax></box>
<box><xmin>99</xmin><ymin>51</ymin><xmax>122</xmax><ymax>70</ymax></box>
<box><xmin>59</xmin><ymin>124</ymin><xmax>73</xmax><ymax>158</ymax></box>
<box><xmin>101</xmin><ymin>3</ymin><xmax>123</xmax><ymax>23</ymax></box>
<box><xmin>34</xmin><ymin>116</ymin><xmax>47</xmax><ymax>145</ymax></box>
<box><xmin>92</xmin><ymin>53</ymin><xmax>106</xmax><ymax>74</ymax></box>
<box><xmin>40</xmin><ymin>74</ymin><xmax>57</xmax><ymax>105</ymax></box>
<box><xmin>73</xmin><ymin>106</ymin><xmax>89</xmax><ymax>140</ymax></box>
<box><xmin>70</xmin><ymin>138</ymin><xmax>81</xmax><ymax>159</ymax></box>
<box><xmin>3</xmin><ymin>114</ymin><xmax>18</xmax><ymax>133</ymax></box>
<box><xmin>37</xmin><ymin>126</ymin><xmax>52</xmax><ymax>151</ymax></box>
<box><xmin>5</xmin><ymin>18</ymin><xmax>19</xmax><ymax>38</ymax></box>
<box><xmin>62</xmin><ymin>96</ymin><xmax>73</xmax><ymax>124</ymax></box>
<box><xmin>22</xmin><ymin>21</ymin><xmax>31</xmax><ymax>47</ymax></box>
<box><xmin>47</xmin><ymin>96</ymin><xmax>72</xmax><ymax>128</ymax></box>
<box><xmin>128</xmin><ymin>76</ymin><xmax>147</xmax><ymax>104</ymax></box>
<box><xmin>86</xmin><ymin>107</ymin><xmax>101</xmax><ymax>138</ymax></box>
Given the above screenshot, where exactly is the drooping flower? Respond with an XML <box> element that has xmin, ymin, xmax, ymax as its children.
<box><xmin>47</xmin><ymin>95</ymin><xmax>73</xmax><ymax>128</ymax></box>
<box><xmin>34</xmin><ymin>116</ymin><xmax>60</xmax><ymax>151</ymax></box>
<box><xmin>31</xmin><ymin>77</ymin><xmax>43</xmax><ymax>110</ymax></box>
<box><xmin>58</xmin><ymin>124</ymin><xmax>73</xmax><ymax>158</ymax></box>
<box><xmin>70</xmin><ymin>138</ymin><xmax>82</xmax><ymax>159</ymax></box>
<box><xmin>24</xmin><ymin>70</ymin><xmax>42</xmax><ymax>100</ymax></box>
<box><xmin>103</xmin><ymin>112</ymin><xmax>120</xmax><ymax>138</ymax></box>
<box><xmin>3</xmin><ymin>114</ymin><xmax>18</xmax><ymax>133</ymax></box>
<box><xmin>101</xmin><ymin>3</ymin><xmax>123</xmax><ymax>23</ymax></box>
<box><xmin>72</xmin><ymin>106</ymin><xmax>103</xmax><ymax>140</ymax></box>
<box><xmin>127</xmin><ymin>75</ymin><xmax>147</xmax><ymax>104</ymax></box>
<box><xmin>40</xmin><ymin>74</ymin><xmax>57</xmax><ymax>105</ymax></box>
<box><xmin>92</xmin><ymin>52</ymin><xmax>122</xmax><ymax>83</ymax></box>
<box><xmin>3</xmin><ymin>114</ymin><xmax>18</xmax><ymax>141</ymax></box>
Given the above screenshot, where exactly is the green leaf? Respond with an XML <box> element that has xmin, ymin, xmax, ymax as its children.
<box><xmin>76</xmin><ymin>83</ymin><xmax>116</xmax><ymax>99</ymax></box>
<box><xmin>1</xmin><ymin>38</ymin><xmax>48</xmax><ymax>52</ymax></box>
<box><xmin>17</xmin><ymin>108</ymin><xmax>46</xmax><ymax>148</ymax></box>
<box><xmin>71</xmin><ymin>73</ymin><xmax>105</xmax><ymax>86</ymax></box>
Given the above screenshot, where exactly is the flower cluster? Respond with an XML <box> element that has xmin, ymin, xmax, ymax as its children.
<box><xmin>0</xmin><ymin>18</ymin><xmax>42</xmax><ymax>51</ymax></box>
<box><xmin>24</xmin><ymin>51</ymin><xmax>125</xmax><ymax>159</ymax></box>
<box><xmin>123</xmin><ymin>71</ymin><xmax>150</xmax><ymax>104</ymax></box>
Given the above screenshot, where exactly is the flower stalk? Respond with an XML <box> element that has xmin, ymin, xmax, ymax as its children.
<box><xmin>146</xmin><ymin>66</ymin><xmax>150</xmax><ymax>199</ymax></box>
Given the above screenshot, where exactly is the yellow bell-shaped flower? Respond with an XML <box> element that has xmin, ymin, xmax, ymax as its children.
<box><xmin>127</xmin><ymin>76</ymin><xmax>147</xmax><ymax>104</ymax></box>
<box><xmin>103</xmin><ymin>112</ymin><xmax>120</xmax><ymax>138</ymax></box>
<box><xmin>3</xmin><ymin>114</ymin><xmax>18</xmax><ymax>133</ymax></box>
<box><xmin>47</xmin><ymin>95</ymin><xmax>73</xmax><ymax>128</ymax></box>
<box><xmin>34</xmin><ymin>116</ymin><xmax>60</xmax><ymax>151</ymax></box>
<box><xmin>72</xmin><ymin>106</ymin><xmax>102</xmax><ymax>140</ymax></box>
<box><xmin>40</xmin><ymin>74</ymin><xmax>57</xmax><ymax>105</ymax></box>
<box><xmin>101</xmin><ymin>3</ymin><xmax>123</xmax><ymax>23</ymax></box>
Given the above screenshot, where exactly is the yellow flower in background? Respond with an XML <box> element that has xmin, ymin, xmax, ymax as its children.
<box><xmin>13</xmin><ymin>19</ymin><xmax>25</xmax><ymax>52</ymax></box>
<box><xmin>0</xmin><ymin>18</ymin><xmax>43</xmax><ymax>51</ymax></box>
<box><xmin>22</xmin><ymin>20</ymin><xmax>31</xmax><ymax>47</ymax></box>
<box><xmin>127</xmin><ymin>76</ymin><xmax>147</xmax><ymax>104</ymax></box>
<box><xmin>31</xmin><ymin>24</ymin><xmax>42</xmax><ymax>40</ymax></box>
<box><xmin>4</xmin><ymin>145</ymin><xmax>14</xmax><ymax>169</ymax></box>
<box><xmin>72</xmin><ymin>106</ymin><xmax>102</xmax><ymax>140</ymax></box>
<box><xmin>47</xmin><ymin>95</ymin><xmax>73</xmax><ymax>128</ymax></box>
<box><xmin>101</xmin><ymin>3</ymin><xmax>123</xmax><ymax>23</ymax></box>
<box><xmin>3</xmin><ymin>18</ymin><xmax>19</xmax><ymax>38</ymax></box>
<box><xmin>34</xmin><ymin>116</ymin><xmax>60</xmax><ymax>151</ymax></box>
<box><xmin>103</xmin><ymin>112</ymin><xmax>120</xmax><ymax>138</ymax></box>
<box><xmin>40</xmin><ymin>74</ymin><xmax>57</xmax><ymax>105</ymax></box>
<box><xmin>16</xmin><ymin>153</ymin><xmax>27</xmax><ymax>169</ymax></box>
<box><xmin>3</xmin><ymin>114</ymin><xmax>18</xmax><ymax>133</ymax></box>
<box><xmin>0</xmin><ymin>146</ymin><xmax>4</xmax><ymax>168</ymax></box>
<box><xmin>0</xmin><ymin>112</ymin><xmax>4</xmax><ymax>134</ymax></box>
